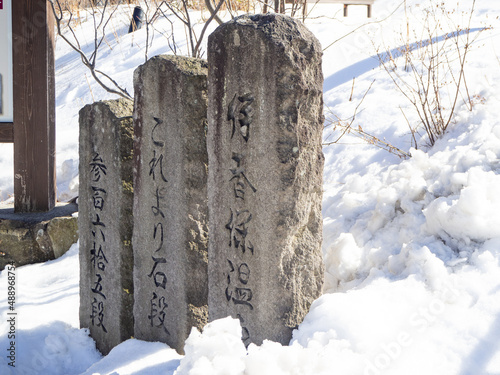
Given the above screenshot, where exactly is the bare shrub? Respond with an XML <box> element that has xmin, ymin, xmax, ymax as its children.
<box><xmin>323</xmin><ymin>80</ymin><xmax>411</xmax><ymax>159</ymax></box>
<box><xmin>58</xmin><ymin>0</ymin><xmax>138</xmax><ymax>13</ymax></box>
<box><xmin>49</xmin><ymin>0</ymin><xmax>222</xmax><ymax>98</ymax></box>
<box><xmin>50</xmin><ymin>0</ymin><xmax>133</xmax><ymax>99</ymax></box>
<box><xmin>377</xmin><ymin>0</ymin><xmax>484</xmax><ymax>148</ymax></box>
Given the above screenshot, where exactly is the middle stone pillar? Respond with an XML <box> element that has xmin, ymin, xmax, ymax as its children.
<box><xmin>132</xmin><ymin>55</ymin><xmax>209</xmax><ymax>354</ymax></box>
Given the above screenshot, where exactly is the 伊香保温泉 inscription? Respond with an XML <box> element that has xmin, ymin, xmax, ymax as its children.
<box><xmin>207</xmin><ymin>13</ymin><xmax>325</xmax><ymax>346</ymax></box>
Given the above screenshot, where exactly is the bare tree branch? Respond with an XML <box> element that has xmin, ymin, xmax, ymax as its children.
<box><xmin>49</xmin><ymin>0</ymin><xmax>132</xmax><ymax>100</ymax></box>
<box><xmin>377</xmin><ymin>0</ymin><xmax>481</xmax><ymax>147</ymax></box>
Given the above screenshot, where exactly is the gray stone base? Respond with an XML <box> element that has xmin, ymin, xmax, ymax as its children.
<box><xmin>0</xmin><ymin>202</ymin><xmax>78</xmax><ymax>270</ymax></box>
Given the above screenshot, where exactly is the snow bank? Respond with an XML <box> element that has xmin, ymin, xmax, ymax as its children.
<box><xmin>0</xmin><ymin>245</ymin><xmax>101</xmax><ymax>374</ymax></box>
<box><xmin>175</xmin><ymin>318</ymin><xmax>247</xmax><ymax>375</ymax></box>
<box><xmin>322</xmin><ymin>100</ymin><xmax>500</xmax><ymax>292</ymax></box>
<box><xmin>80</xmin><ymin>339</ymin><xmax>182</xmax><ymax>375</ymax></box>
<box><xmin>0</xmin><ymin>322</ymin><xmax>100</xmax><ymax>375</ymax></box>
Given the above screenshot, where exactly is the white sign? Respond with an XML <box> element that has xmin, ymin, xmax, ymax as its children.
<box><xmin>0</xmin><ymin>0</ymin><xmax>13</xmax><ymax>122</ymax></box>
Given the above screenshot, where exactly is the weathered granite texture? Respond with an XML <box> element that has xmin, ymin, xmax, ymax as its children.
<box><xmin>79</xmin><ymin>99</ymin><xmax>134</xmax><ymax>355</ymax></box>
<box><xmin>207</xmin><ymin>14</ymin><xmax>325</xmax><ymax>346</ymax></box>
<box><xmin>48</xmin><ymin>216</ymin><xmax>79</xmax><ymax>258</ymax></box>
<box><xmin>132</xmin><ymin>55</ymin><xmax>209</xmax><ymax>354</ymax></box>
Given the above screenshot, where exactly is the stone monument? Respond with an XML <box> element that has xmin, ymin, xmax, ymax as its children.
<box><xmin>132</xmin><ymin>55</ymin><xmax>209</xmax><ymax>354</ymax></box>
<box><xmin>79</xmin><ymin>99</ymin><xmax>134</xmax><ymax>355</ymax></box>
<box><xmin>207</xmin><ymin>14</ymin><xmax>325</xmax><ymax>346</ymax></box>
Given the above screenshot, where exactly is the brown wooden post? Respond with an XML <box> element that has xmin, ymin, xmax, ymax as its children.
<box><xmin>12</xmin><ymin>0</ymin><xmax>56</xmax><ymax>212</ymax></box>
<box><xmin>0</xmin><ymin>1</ymin><xmax>13</xmax><ymax>143</ymax></box>
<box><xmin>0</xmin><ymin>124</ymin><xmax>14</xmax><ymax>142</ymax></box>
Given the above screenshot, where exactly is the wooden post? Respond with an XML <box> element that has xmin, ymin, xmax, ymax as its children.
<box><xmin>12</xmin><ymin>0</ymin><xmax>56</xmax><ymax>212</ymax></box>
<box><xmin>0</xmin><ymin>0</ymin><xmax>13</xmax><ymax>143</ymax></box>
<box><xmin>0</xmin><ymin>124</ymin><xmax>14</xmax><ymax>142</ymax></box>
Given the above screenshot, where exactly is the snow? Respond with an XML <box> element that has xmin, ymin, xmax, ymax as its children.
<box><xmin>0</xmin><ymin>245</ymin><xmax>101</xmax><ymax>374</ymax></box>
<box><xmin>2</xmin><ymin>0</ymin><xmax>500</xmax><ymax>373</ymax></box>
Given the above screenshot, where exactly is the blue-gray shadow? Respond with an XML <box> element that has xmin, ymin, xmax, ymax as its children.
<box><xmin>323</xmin><ymin>28</ymin><xmax>484</xmax><ymax>92</ymax></box>
<box><xmin>0</xmin><ymin>321</ymin><xmax>100</xmax><ymax>374</ymax></box>
<box><xmin>458</xmin><ymin>309</ymin><xmax>500</xmax><ymax>375</ymax></box>
<box><xmin>132</xmin><ymin>359</ymin><xmax>182</xmax><ymax>375</ymax></box>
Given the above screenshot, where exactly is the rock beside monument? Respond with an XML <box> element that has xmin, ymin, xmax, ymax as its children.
<box><xmin>0</xmin><ymin>203</ymin><xmax>78</xmax><ymax>271</ymax></box>
<box><xmin>46</xmin><ymin>216</ymin><xmax>79</xmax><ymax>258</ymax></box>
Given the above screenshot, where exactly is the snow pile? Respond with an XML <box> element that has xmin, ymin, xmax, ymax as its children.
<box><xmin>175</xmin><ymin>318</ymin><xmax>247</xmax><ymax>375</ymax></box>
<box><xmin>0</xmin><ymin>322</ymin><xmax>100</xmax><ymax>375</ymax></box>
<box><xmin>80</xmin><ymin>339</ymin><xmax>182</xmax><ymax>375</ymax></box>
<box><xmin>322</xmin><ymin>115</ymin><xmax>500</xmax><ymax>292</ymax></box>
<box><xmin>176</xmin><ymin>316</ymin><xmax>362</xmax><ymax>375</ymax></box>
<box><xmin>0</xmin><ymin>246</ymin><xmax>101</xmax><ymax>375</ymax></box>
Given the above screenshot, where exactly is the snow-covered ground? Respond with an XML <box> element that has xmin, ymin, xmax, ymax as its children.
<box><xmin>2</xmin><ymin>0</ymin><xmax>500</xmax><ymax>373</ymax></box>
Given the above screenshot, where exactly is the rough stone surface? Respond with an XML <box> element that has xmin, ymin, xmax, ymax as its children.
<box><xmin>207</xmin><ymin>14</ymin><xmax>325</xmax><ymax>346</ymax></box>
<box><xmin>47</xmin><ymin>217</ymin><xmax>79</xmax><ymax>258</ymax></box>
<box><xmin>133</xmin><ymin>55</ymin><xmax>209</xmax><ymax>354</ymax></box>
<box><xmin>0</xmin><ymin>203</ymin><xmax>78</xmax><ymax>270</ymax></box>
<box><xmin>79</xmin><ymin>98</ymin><xmax>134</xmax><ymax>355</ymax></box>
<box><xmin>0</xmin><ymin>220</ymin><xmax>54</xmax><ymax>270</ymax></box>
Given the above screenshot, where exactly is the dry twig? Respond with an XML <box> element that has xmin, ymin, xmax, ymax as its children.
<box><xmin>377</xmin><ymin>0</ymin><xmax>482</xmax><ymax>147</ymax></box>
<box><xmin>49</xmin><ymin>0</ymin><xmax>133</xmax><ymax>100</ymax></box>
<box><xmin>323</xmin><ymin>80</ymin><xmax>411</xmax><ymax>159</ymax></box>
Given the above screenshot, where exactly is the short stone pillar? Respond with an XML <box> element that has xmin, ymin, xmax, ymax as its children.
<box><xmin>207</xmin><ymin>14</ymin><xmax>325</xmax><ymax>346</ymax></box>
<box><xmin>79</xmin><ymin>99</ymin><xmax>134</xmax><ymax>355</ymax></box>
<box><xmin>132</xmin><ymin>55</ymin><xmax>209</xmax><ymax>353</ymax></box>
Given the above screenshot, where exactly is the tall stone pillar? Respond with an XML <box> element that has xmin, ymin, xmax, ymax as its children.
<box><xmin>132</xmin><ymin>55</ymin><xmax>209</xmax><ymax>354</ymax></box>
<box><xmin>79</xmin><ymin>99</ymin><xmax>134</xmax><ymax>355</ymax></box>
<box><xmin>207</xmin><ymin>14</ymin><xmax>325</xmax><ymax>346</ymax></box>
